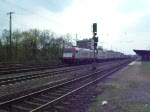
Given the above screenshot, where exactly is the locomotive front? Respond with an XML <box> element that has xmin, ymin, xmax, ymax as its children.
<box><xmin>62</xmin><ymin>48</ymin><xmax>76</xmax><ymax>64</ymax></box>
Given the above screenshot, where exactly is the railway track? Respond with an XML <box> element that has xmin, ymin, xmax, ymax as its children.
<box><xmin>0</xmin><ymin>65</ymin><xmax>91</xmax><ymax>86</ymax></box>
<box><xmin>0</xmin><ymin>59</ymin><xmax>133</xmax><ymax>112</ymax></box>
<box><xmin>0</xmin><ymin>60</ymin><xmax>125</xmax><ymax>75</ymax></box>
<box><xmin>0</xmin><ymin>63</ymin><xmax>66</xmax><ymax>75</ymax></box>
<box><xmin>0</xmin><ymin>60</ymin><xmax>61</xmax><ymax>68</ymax></box>
<box><xmin>0</xmin><ymin>60</ymin><xmax>126</xmax><ymax>86</ymax></box>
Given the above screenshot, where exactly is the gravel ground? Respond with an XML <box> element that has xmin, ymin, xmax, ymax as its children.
<box><xmin>0</xmin><ymin>60</ymin><xmax>125</xmax><ymax>103</ymax></box>
<box><xmin>0</xmin><ymin>64</ymin><xmax>95</xmax><ymax>99</ymax></box>
<box><xmin>125</xmin><ymin>81</ymin><xmax>150</xmax><ymax>102</ymax></box>
<box><xmin>0</xmin><ymin>60</ymin><xmax>119</xmax><ymax>99</ymax></box>
<box><xmin>0</xmin><ymin>64</ymin><xmax>87</xmax><ymax>79</ymax></box>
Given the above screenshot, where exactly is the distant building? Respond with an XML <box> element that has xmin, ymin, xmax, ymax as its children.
<box><xmin>76</xmin><ymin>38</ymin><xmax>92</xmax><ymax>49</ymax></box>
<box><xmin>133</xmin><ymin>50</ymin><xmax>150</xmax><ymax>61</ymax></box>
<box><xmin>98</xmin><ymin>46</ymin><xmax>103</xmax><ymax>50</ymax></box>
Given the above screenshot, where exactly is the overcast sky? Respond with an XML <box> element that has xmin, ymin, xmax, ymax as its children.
<box><xmin>0</xmin><ymin>0</ymin><xmax>150</xmax><ymax>54</ymax></box>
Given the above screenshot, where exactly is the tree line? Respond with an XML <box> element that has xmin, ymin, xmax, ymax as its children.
<box><xmin>0</xmin><ymin>29</ymin><xmax>73</xmax><ymax>62</ymax></box>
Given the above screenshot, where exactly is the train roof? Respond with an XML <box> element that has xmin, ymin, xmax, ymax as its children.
<box><xmin>64</xmin><ymin>47</ymin><xmax>92</xmax><ymax>51</ymax></box>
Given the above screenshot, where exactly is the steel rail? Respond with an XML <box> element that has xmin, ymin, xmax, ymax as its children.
<box><xmin>0</xmin><ymin>60</ymin><xmax>124</xmax><ymax>86</ymax></box>
<box><xmin>32</xmin><ymin>61</ymin><xmax>129</xmax><ymax>112</ymax></box>
<box><xmin>0</xmin><ymin>62</ymin><xmax>64</xmax><ymax>70</ymax></box>
<box><xmin>0</xmin><ymin>60</ymin><xmax>123</xmax><ymax>75</ymax></box>
<box><xmin>0</xmin><ymin>64</ymin><xmax>67</xmax><ymax>75</ymax></box>
<box><xmin>0</xmin><ymin>60</ymin><xmax>132</xmax><ymax>111</ymax></box>
<box><xmin>0</xmin><ymin>65</ymin><xmax>89</xmax><ymax>86</ymax></box>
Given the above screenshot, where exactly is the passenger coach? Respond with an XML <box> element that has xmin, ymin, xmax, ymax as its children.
<box><xmin>62</xmin><ymin>47</ymin><xmax>128</xmax><ymax>64</ymax></box>
<box><xmin>62</xmin><ymin>47</ymin><xmax>94</xmax><ymax>64</ymax></box>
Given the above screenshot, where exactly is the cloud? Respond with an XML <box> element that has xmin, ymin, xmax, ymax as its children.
<box><xmin>120</xmin><ymin>13</ymin><xmax>150</xmax><ymax>52</ymax></box>
<box><xmin>39</xmin><ymin>0</ymin><xmax>73</xmax><ymax>13</ymax></box>
<box><xmin>1</xmin><ymin>0</ymin><xmax>150</xmax><ymax>54</ymax></box>
<box><xmin>124</xmin><ymin>13</ymin><xmax>150</xmax><ymax>33</ymax></box>
<box><xmin>118</xmin><ymin>0</ymin><xmax>150</xmax><ymax>14</ymax></box>
<box><xmin>7</xmin><ymin>0</ymin><xmax>73</xmax><ymax>13</ymax></box>
<box><xmin>133</xmin><ymin>14</ymin><xmax>150</xmax><ymax>32</ymax></box>
<box><xmin>0</xmin><ymin>0</ymin><xmax>74</xmax><ymax>34</ymax></box>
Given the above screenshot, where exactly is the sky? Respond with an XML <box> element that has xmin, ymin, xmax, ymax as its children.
<box><xmin>0</xmin><ymin>0</ymin><xmax>150</xmax><ymax>55</ymax></box>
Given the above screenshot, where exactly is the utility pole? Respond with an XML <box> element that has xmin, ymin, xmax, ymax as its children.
<box><xmin>76</xmin><ymin>34</ymin><xmax>77</xmax><ymax>46</ymax></box>
<box><xmin>7</xmin><ymin>12</ymin><xmax>14</xmax><ymax>61</ymax></box>
<box><xmin>92</xmin><ymin>23</ymin><xmax>98</xmax><ymax>70</ymax></box>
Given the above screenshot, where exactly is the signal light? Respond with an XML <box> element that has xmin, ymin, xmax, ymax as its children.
<box><xmin>95</xmin><ymin>37</ymin><xmax>98</xmax><ymax>42</ymax></box>
<box><xmin>94</xmin><ymin>42</ymin><xmax>97</xmax><ymax>46</ymax></box>
<box><xmin>92</xmin><ymin>37</ymin><xmax>98</xmax><ymax>42</ymax></box>
<box><xmin>93</xmin><ymin>23</ymin><xmax>97</xmax><ymax>33</ymax></box>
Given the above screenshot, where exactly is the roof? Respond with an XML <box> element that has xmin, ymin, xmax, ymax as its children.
<box><xmin>76</xmin><ymin>39</ymin><xmax>92</xmax><ymax>42</ymax></box>
<box><xmin>133</xmin><ymin>50</ymin><xmax>150</xmax><ymax>56</ymax></box>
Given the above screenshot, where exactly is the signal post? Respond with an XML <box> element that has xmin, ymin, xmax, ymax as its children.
<box><xmin>92</xmin><ymin>23</ymin><xmax>98</xmax><ymax>70</ymax></box>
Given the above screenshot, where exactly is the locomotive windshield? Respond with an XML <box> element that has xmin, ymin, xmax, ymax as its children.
<box><xmin>64</xmin><ymin>49</ymin><xmax>73</xmax><ymax>53</ymax></box>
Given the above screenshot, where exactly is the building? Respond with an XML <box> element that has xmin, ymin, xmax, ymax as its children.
<box><xmin>133</xmin><ymin>50</ymin><xmax>150</xmax><ymax>61</ymax></box>
<box><xmin>76</xmin><ymin>38</ymin><xmax>92</xmax><ymax>49</ymax></box>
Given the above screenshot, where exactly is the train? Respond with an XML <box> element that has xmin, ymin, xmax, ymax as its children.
<box><xmin>61</xmin><ymin>47</ymin><xmax>130</xmax><ymax>64</ymax></box>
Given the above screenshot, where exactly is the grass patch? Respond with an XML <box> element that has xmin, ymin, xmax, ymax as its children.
<box><xmin>87</xmin><ymin>63</ymin><xmax>150</xmax><ymax>112</ymax></box>
<box><xmin>87</xmin><ymin>84</ymin><xmax>150</xmax><ymax>112</ymax></box>
<box><xmin>120</xmin><ymin>101</ymin><xmax>150</xmax><ymax>112</ymax></box>
<box><xmin>87</xmin><ymin>97</ymin><xmax>150</xmax><ymax>112</ymax></box>
<box><xmin>101</xmin><ymin>84</ymin><xmax>118</xmax><ymax>91</ymax></box>
<box><xmin>87</xmin><ymin>84</ymin><xmax>123</xmax><ymax>112</ymax></box>
<box><xmin>142</xmin><ymin>62</ymin><xmax>150</xmax><ymax>70</ymax></box>
<box><xmin>128</xmin><ymin>81</ymin><xmax>139</xmax><ymax>89</ymax></box>
<box><xmin>98</xmin><ymin>84</ymin><xmax>122</xmax><ymax>97</ymax></box>
<box><xmin>141</xmin><ymin>62</ymin><xmax>150</xmax><ymax>79</ymax></box>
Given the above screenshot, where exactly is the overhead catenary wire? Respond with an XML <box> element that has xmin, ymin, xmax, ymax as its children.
<box><xmin>0</xmin><ymin>0</ymin><xmax>71</xmax><ymax>34</ymax></box>
<box><xmin>0</xmin><ymin>2</ymin><xmax>48</xmax><ymax>27</ymax></box>
<box><xmin>0</xmin><ymin>0</ymin><xmax>63</xmax><ymax>25</ymax></box>
<box><xmin>0</xmin><ymin>15</ymin><xmax>35</xmax><ymax>29</ymax></box>
<box><xmin>0</xmin><ymin>0</ymin><xmax>75</xmax><ymax>36</ymax></box>
<box><xmin>0</xmin><ymin>15</ymin><xmax>54</xmax><ymax>33</ymax></box>
<box><xmin>0</xmin><ymin>12</ymin><xmax>48</xmax><ymax>30</ymax></box>
<box><xmin>0</xmin><ymin>17</ymin><xmax>9</xmax><ymax>22</ymax></box>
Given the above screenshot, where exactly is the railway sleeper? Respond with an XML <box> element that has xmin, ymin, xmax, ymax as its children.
<box><xmin>53</xmin><ymin>90</ymin><xmax>67</xmax><ymax>93</ymax></box>
<box><xmin>14</xmin><ymin>101</ymin><xmax>37</xmax><ymax>109</ymax></box>
<box><xmin>41</xmin><ymin>94</ymin><xmax>57</xmax><ymax>100</ymax></box>
<box><xmin>32</xmin><ymin>97</ymin><xmax>49</xmax><ymax>103</ymax></box>
<box><xmin>58</xmin><ymin>88</ymin><xmax>72</xmax><ymax>92</ymax></box>
<box><xmin>12</xmin><ymin>104</ymin><xmax>32</xmax><ymax>112</ymax></box>
<box><xmin>39</xmin><ymin>101</ymin><xmax>69</xmax><ymax>112</ymax></box>
<box><xmin>24</xmin><ymin>100</ymin><xmax>42</xmax><ymax>107</ymax></box>
<box><xmin>59</xmin><ymin>86</ymin><xmax>74</xmax><ymax>90</ymax></box>
<box><xmin>48</xmin><ymin>92</ymin><xmax>63</xmax><ymax>96</ymax></box>
<box><xmin>67</xmin><ymin>85</ymin><xmax>82</xmax><ymax>89</ymax></box>
<box><xmin>61</xmin><ymin>101</ymin><xmax>70</xmax><ymax>105</ymax></box>
<box><xmin>53</xmin><ymin>105</ymin><xmax>68</xmax><ymax>112</ymax></box>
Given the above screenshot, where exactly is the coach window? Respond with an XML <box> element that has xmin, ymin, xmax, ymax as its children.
<box><xmin>64</xmin><ymin>50</ymin><xmax>73</xmax><ymax>53</ymax></box>
<box><xmin>76</xmin><ymin>50</ymin><xmax>78</xmax><ymax>53</ymax></box>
